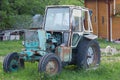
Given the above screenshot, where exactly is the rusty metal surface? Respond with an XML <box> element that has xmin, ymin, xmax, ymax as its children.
<box><xmin>55</xmin><ymin>46</ymin><xmax>72</xmax><ymax>62</ymax></box>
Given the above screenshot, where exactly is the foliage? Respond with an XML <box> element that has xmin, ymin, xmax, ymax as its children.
<box><xmin>59</xmin><ymin>0</ymin><xmax>84</xmax><ymax>6</ymax></box>
<box><xmin>0</xmin><ymin>0</ymin><xmax>84</xmax><ymax>29</ymax></box>
<box><xmin>12</xmin><ymin>15</ymin><xmax>33</xmax><ymax>29</ymax></box>
<box><xmin>115</xmin><ymin>13</ymin><xmax>120</xmax><ymax>17</ymax></box>
<box><xmin>115</xmin><ymin>4</ymin><xmax>120</xmax><ymax>17</ymax></box>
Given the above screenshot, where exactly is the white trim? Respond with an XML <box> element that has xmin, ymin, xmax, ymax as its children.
<box><xmin>110</xmin><ymin>4</ymin><xmax>113</xmax><ymax>41</ymax></box>
<box><xmin>114</xmin><ymin>0</ymin><xmax>116</xmax><ymax>15</ymax></box>
<box><xmin>110</xmin><ymin>17</ymin><xmax>113</xmax><ymax>41</ymax></box>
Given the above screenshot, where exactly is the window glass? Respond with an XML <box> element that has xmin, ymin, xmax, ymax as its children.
<box><xmin>45</xmin><ymin>8</ymin><xmax>69</xmax><ymax>31</ymax></box>
<box><xmin>72</xmin><ymin>9</ymin><xmax>82</xmax><ymax>31</ymax></box>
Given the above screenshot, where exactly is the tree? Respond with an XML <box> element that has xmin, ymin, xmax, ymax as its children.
<box><xmin>59</xmin><ymin>0</ymin><xmax>84</xmax><ymax>6</ymax></box>
<box><xmin>0</xmin><ymin>0</ymin><xmax>84</xmax><ymax>29</ymax></box>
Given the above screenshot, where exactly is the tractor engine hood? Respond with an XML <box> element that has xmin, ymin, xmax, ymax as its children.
<box><xmin>23</xmin><ymin>30</ymin><xmax>46</xmax><ymax>51</ymax></box>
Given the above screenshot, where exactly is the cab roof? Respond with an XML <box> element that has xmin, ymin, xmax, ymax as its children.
<box><xmin>46</xmin><ymin>5</ymin><xmax>89</xmax><ymax>10</ymax></box>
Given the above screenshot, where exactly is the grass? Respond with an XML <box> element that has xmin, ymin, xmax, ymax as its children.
<box><xmin>98</xmin><ymin>38</ymin><xmax>120</xmax><ymax>50</ymax></box>
<box><xmin>0</xmin><ymin>39</ymin><xmax>120</xmax><ymax>56</ymax></box>
<box><xmin>0</xmin><ymin>40</ymin><xmax>23</xmax><ymax>56</ymax></box>
<box><xmin>1</xmin><ymin>39</ymin><xmax>120</xmax><ymax>80</ymax></box>
<box><xmin>0</xmin><ymin>61</ymin><xmax>120</xmax><ymax>80</ymax></box>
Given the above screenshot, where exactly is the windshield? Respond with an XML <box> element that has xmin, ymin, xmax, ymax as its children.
<box><xmin>45</xmin><ymin>7</ymin><xmax>70</xmax><ymax>31</ymax></box>
<box><xmin>25</xmin><ymin>30</ymin><xmax>39</xmax><ymax>41</ymax></box>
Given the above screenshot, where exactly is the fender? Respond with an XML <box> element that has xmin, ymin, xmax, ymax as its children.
<box><xmin>84</xmin><ymin>34</ymin><xmax>98</xmax><ymax>40</ymax></box>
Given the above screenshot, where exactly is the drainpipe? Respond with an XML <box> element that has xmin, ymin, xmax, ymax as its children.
<box><xmin>96</xmin><ymin>0</ymin><xmax>98</xmax><ymax>36</ymax></box>
<box><xmin>108</xmin><ymin>1</ymin><xmax>111</xmax><ymax>41</ymax></box>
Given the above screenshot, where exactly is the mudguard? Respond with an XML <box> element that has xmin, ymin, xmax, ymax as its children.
<box><xmin>84</xmin><ymin>34</ymin><xmax>98</xmax><ymax>40</ymax></box>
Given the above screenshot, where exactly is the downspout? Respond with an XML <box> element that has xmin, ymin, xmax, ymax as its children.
<box><xmin>96</xmin><ymin>0</ymin><xmax>99</xmax><ymax>36</ymax></box>
<box><xmin>108</xmin><ymin>1</ymin><xmax>111</xmax><ymax>41</ymax></box>
<box><xmin>106</xmin><ymin>0</ymin><xmax>109</xmax><ymax>41</ymax></box>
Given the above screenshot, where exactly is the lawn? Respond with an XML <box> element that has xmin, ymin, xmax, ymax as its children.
<box><xmin>1</xmin><ymin>39</ymin><xmax>120</xmax><ymax>56</ymax></box>
<box><xmin>0</xmin><ymin>40</ymin><xmax>23</xmax><ymax>56</ymax></box>
<box><xmin>98</xmin><ymin>39</ymin><xmax>120</xmax><ymax>50</ymax></box>
<box><xmin>0</xmin><ymin>61</ymin><xmax>120</xmax><ymax>80</ymax></box>
<box><xmin>0</xmin><ymin>39</ymin><xmax>120</xmax><ymax>80</ymax></box>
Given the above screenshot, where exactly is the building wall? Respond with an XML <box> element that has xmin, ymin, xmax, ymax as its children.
<box><xmin>111</xmin><ymin>0</ymin><xmax>120</xmax><ymax>40</ymax></box>
<box><xmin>85</xmin><ymin>0</ymin><xmax>120</xmax><ymax>41</ymax></box>
<box><xmin>116</xmin><ymin>0</ymin><xmax>120</xmax><ymax>4</ymax></box>
<box><xmin>98</xmin><ymin>0</ymin><xmax>108</xmax><ymax>39</ymax></box>
<box><xmin>85</xmin><ymin>0</ymin><xmax>108</xmax><ymax>39</ymax></box>
<box><xmin>112</xmin><ymin>17</ymin><xmax>120</xmax><ymax>40</ymax></box>
<box><xmin>85</xmin><ymin>0</ymin><xmax>98</xmax><ymax>35</ymax></box>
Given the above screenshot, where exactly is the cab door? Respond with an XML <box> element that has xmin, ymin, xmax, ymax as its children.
<box><xmin>71</xmin><ymin>9</ymin><xmax>83</xmax><ymax>48</ymax></box>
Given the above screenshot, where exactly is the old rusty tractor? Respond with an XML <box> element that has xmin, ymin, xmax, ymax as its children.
<box><xmin>3</xmin><ymin>5</ymin><xmax>100</xmax><ymax>75</ymax></box>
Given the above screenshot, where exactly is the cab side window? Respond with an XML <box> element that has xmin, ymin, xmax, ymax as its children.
<box><xmin>72</xmin><ymin>9</ymin><xmax>82</xmax><ymax>32</ymax></box>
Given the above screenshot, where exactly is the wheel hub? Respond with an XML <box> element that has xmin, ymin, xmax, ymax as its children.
<box><xmin>10</xmin><ymin>59</ymin><xmax>18</xmax><ymax>71</ymax></box>
<box><xmin>87</xmin><ymin>47</ymin><xmax>94</xmax><ymax>65</ymax></box>
<box><xmin>46</xmin><ymin>60</ymin><xmax>58</xmax><ymax>74</ymax></box>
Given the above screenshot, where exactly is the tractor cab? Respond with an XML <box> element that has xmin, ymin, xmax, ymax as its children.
<box><xmin>45</xmin><ymin>5</ymin><xmax>93</xmax><ymax>32</ymax></box>
<box><xmin>44</xmin><ymin>5</ymin><xmax>93</xmax><ymax>47</ymax></box>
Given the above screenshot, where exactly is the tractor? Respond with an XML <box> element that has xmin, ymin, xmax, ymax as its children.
<box><xmin>3</xmin><ymin>5</ymin><xmax>100</xmax><ymax>75</ymax></box>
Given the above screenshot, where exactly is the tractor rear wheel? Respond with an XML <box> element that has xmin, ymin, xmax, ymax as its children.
<box><xmin>38</xmin><ymin>53</ymin><xmax>62</xmax><ymax>76</ymax></box>
<box><xmin>3</xmin><ymin>52</ymin><xmax>24</xmax><ymax>72</ymax></box>
<box><xmin>77</xmin><ymin>38</ymin><xmax>100</xmax><ymax>69</ymax></box>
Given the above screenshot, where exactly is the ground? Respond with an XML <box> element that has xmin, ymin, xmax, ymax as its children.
<box><xmin>0</xmin><ymin>39</ymin><xmax>120</xmax><ymax>80</ymax></box>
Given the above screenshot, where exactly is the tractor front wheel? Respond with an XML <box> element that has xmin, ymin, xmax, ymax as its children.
<box><xmin>38</xmin><ymin>53</ymin><xmax>62</xmax><ymax>76</ymax></box>
<box><xmin>3</xmin><ymin>52</ymin><xmax>24</xmax><ymax>72</ymax></box>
